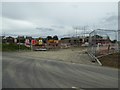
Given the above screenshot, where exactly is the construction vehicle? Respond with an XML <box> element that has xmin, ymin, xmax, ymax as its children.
<box><xmin>46</xmin><ymin>39</ymin><xmax>59</xmax><ymax>49</ymax></box>
<box><xmin>31</xmin><ymin>35</ymin><xmax>60</xmax><ymax>51</ymax></box>
<box><xmin>32</xmin><ymin>38</ymin><xmax>47</xmax><ymax>51</ymax></box>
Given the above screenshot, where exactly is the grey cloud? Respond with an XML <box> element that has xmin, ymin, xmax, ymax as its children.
<box><xmin>105</xmin><ymin>15</ymin><xmax>117</xmax><ymax>22</ymax></box>
<box><xmin>98</xmin><ymin>14</ymin><xmax>118</xmax><ymax>30</ymax></box>
<box><xmin>2</xmin><ymin>2</ymin><xmax>118</xmax><ymax>36</ymax></box>
<box><xmin>51</xmin><ymin>25</ymin><xmax>64</xmax><ymax>29</ymax></box>
<box><xmin>36</xmin><ymin>27</ymin><xmax>54</xmax><ymax>31</ymax></box>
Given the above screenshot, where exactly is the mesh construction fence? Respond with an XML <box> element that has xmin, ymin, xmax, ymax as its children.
<box><xmin>88</xmin><ymin>29</ymin><xmax>119</xmax><ymax>57</ymax></box>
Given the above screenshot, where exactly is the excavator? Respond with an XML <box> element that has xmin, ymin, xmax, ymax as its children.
<box><xmin>32</xmin><ymin>38</ymin><xmax>47</xmax><ymax>51</ymax></box>
<box><xmin>46</xmin><ymin>39</ymin><xmax>59</xmax><ymax>49</ymax></box>
<box><xmin>31</xmin><ymin>37</ymin><xmax>59</xmax><ymax>51</ymax></box>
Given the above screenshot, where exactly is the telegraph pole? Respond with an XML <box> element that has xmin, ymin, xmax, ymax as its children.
<box><xmin>75</xmin><ymin>27</ymin><xmax>77</xmax><ymax>37</ymax></box>
<box><xmin>19</xmin><ymin>36</ymin><xmax>20</xmax><ymax>52</ymax></box>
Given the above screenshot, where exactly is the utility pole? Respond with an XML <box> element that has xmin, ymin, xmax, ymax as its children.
<box><xmin>84</xmin><ymin>26</ymin><xmax>85</xmax><ymax>37</ymax></box>
<box><xmin>19</xmin><ymin>36</ymin><xmax>20</xmax><ymax>52</ymax></box>
<box><xmin>73</xmin><ymin>26</ymin><xmax>77</xmax><ymax>37</ymax></box>
<box><xmin>75</xmin><ymin>27</ymin><xmax>77</xmax><ymax>37</ymax></box>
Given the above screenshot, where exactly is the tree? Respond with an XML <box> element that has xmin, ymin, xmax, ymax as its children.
<box><xmin>46</xmin><ymin>36</ymin><xmax>52</xmax><ymax>40</ymax></box>
<box><xmin>111</xmin><ymin>40</ymin><xmax>117</xmax><ymax>43</ymax></box>
<box><xmin>17</xmin><ymin>36</ymin><xmax>25</xmax><ymax>43</ymax></box>
<box><xmin>42</xmin><ymin>38</ymin><xmax>47</xmax><ymax>43</ymax></box>
<box><xmin>53</xmin><ymin>35</ymin><xmax>58</xmax><ymax>40</ymax></box>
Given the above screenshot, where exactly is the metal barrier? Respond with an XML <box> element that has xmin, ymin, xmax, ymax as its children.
<box><xmin>88</xmin><ymin>29</ymin><xmax>118</xmax><ymax>57</ymax></box>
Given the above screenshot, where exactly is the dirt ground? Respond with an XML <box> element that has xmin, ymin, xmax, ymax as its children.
<box><xmin>98</xmin><ymin>52</ymin><xmax>120</xmax><ymax>68</ymax></box>
<box><xmin>16</xmin><ymin>47</ymin><xmax>96</xmax><ymax>65</ymax></box>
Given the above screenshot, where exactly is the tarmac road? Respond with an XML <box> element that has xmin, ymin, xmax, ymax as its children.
<box><xmin>2</xmin><ymin>52</ymin><xmax>118</xmax><ymax>88</ymax></box>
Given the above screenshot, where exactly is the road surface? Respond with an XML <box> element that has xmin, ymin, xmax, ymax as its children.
<box><xmin>2</xmin><ymin>52</ymin><xmax>118</xmax><ymax>88</ymax></box>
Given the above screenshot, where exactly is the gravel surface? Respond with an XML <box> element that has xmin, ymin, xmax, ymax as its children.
<box><xmin>2</xmin><ymin>52</ymin><xmax>118</xmax><ymax>88</ymax></box>
<box><xmin>14</xmin><ymin>48</ymin><xmax>97</xmax><ymax>65</ymax></box>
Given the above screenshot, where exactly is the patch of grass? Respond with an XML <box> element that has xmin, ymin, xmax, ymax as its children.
<box><xmin>0</xmin><ymin>43</ymin><xmax>2</xmax><ymax>51</ymax></box>
<box><xmin>2</xmin><ymin>43</ymin><xmax>30</xmax><ymax>51</ymax></box>
<box><xmin>98</xmin><ymin>52</ymin><xmax>120</xmax><ymax>69</ymax></box>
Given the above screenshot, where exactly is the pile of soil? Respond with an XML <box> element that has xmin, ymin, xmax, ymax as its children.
<box><xmin>98</xmin><ymin>52</ymin><xmax>120</xmax><ymax>68</ymax></box>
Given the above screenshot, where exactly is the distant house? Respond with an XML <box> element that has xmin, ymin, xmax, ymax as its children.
<box><xmin>91</xmin><ymin>35</ymin><xmax>111</xmax><ymax>44</ymax></box>
<box><xmin>60</xmin><ymin>37</ymin><xmax>71</xmax><ymax>44</ymax></box>
<box><xmin>60</xmin><ymin>36</ymin><xmax>86</xmax><ymax>46</ymax></box>
<box><xmin>5</xmin><ymin>36</ymin><xmax>14</xmax><ymax>44</ymax></box>
<box><xmin>84</xmin><ymin>36</ymin><xmax>89</xmax><ymax>42</ymax></box>
<box><xmin>26</xmin><ymin>36</ymin><xmax>33</xmax><ymax>42</ymax></box>
<box><xmin>17</xmin><ymin>36</ymin><xmax>25</xmax><ymax>43</ymax></box>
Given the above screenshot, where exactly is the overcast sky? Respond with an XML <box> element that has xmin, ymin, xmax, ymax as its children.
<box><xmin>1</xmin><ymin>2</ymin><xmax>118</xmax><ymax>38</ymax></box>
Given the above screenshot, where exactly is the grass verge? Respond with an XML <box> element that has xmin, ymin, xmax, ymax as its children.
<box><xmin>2</xmin><ymin>43</ymin><xmax>30</xmax><ymax>51</ymax></box>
